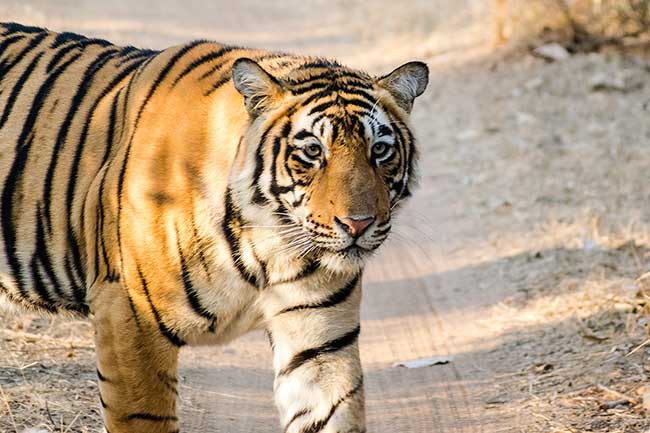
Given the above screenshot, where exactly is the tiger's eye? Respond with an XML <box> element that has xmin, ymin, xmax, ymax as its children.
<box><xmin>372</xmin><ymin>142</ymin><xmax>389</xmax><ymax>158</ymax></box>
<box><xmin>304</xmin><ymin>143</ymin><xmax>323</xmax><ymax>158</ymax></box>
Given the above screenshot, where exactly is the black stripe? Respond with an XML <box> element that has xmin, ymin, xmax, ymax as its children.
<box><xmin>63</xmin><ymin>255</ymin><xmax>85</xmax><ymax>303</ymax></box>
<box><xmin>197</xmin><ymin>54</ymin><xmax>233</xmax><ymax>80</ymax></box>
<box><xmin>28</xmin><ymin>252</ymin><xmax>57</xmax><ymax>313</ymax></box>
<box><xmin>171</xmin><ymin>46</ymin><xmax>236</xmax><ymax>87</ymax></box>
<box><xmin>0</xmin><ymin>51</ymin><xmax>43</xmax><ymax>129</ymax></box>
<box><xmin>373</xmin><ymin>226</ymin><xmax>391</xmax><ymax>237</ymax></box>
<box><xmin>47</xmin><ymin>38</ymin><xmax>113</xmax><ymax>72</ymax></box>
<box><xmin>290</xmin><ymin>153</ymin><xmax>315</xmax><ymax>168</ymax></box>
<box><xmin>269</xmin><ymin>122</ymin><xmax>292</xmax><ymax>200</ymax></box>
<box><xmin>0</xmin><ymin>31</ymin><xmax>47</xmax><ymax>76</ymax></box>
<box><xmin>378</xmin><ymin>124</ymin><xmax>393</xmax><ymax>137</ymax></box>
<box><xmin>99</xmin><ymin>393</ymin><xmax>108</xmax><ymax>409</ymax></box>
<box><xmin>1</xmin><ymin>131</ymin><xmax>36</xmax><ymax>296</ymax></box>
<box><xmin>337</xmin><ymin>86</ymin><xmax>376</xmax><ymax>100</ymax></box>
<box><xmin>97</xmin><ymin>85</ymin><xmax>130</xmax><ymax>283</ymax></box>
<box><xmin>278</xmin><ymin>325</ymin><xmax>361</xmax><ymax>376</ymax></box>
<box><xmin>0</xmin><ymin>34</ymin><xmax>25</xmax><ymax>76</ymax></box>
<box><xmin>340</xmin><ymin>97</ymin><xmax>375</xmax><ymax>111</ymax></box>
<box><xmin>91</xmin><ymin>204</ymin><xmax>102</xmax><ymax>286</ymax></box>
<box><xmin>124</xmin><ymin>413</ymin><xmax>178</xmax><ymax>422</ymax></box>
<box><xmin>103</xmin><ymin>87</ymin><xmax>123</xmax><ymax>163</ymax></box>
<box><xmin>137</xmin><ymin>265</ymin><xmax>185</xmax><ymax>347</ymax></box>
<box><xmin>285</xmin><ymin>409</ymin><xmax>310</xmax><ymax>432</ymax></box>
<box><xmin>391</xmin><ymin>118</ymin><xmax>413</xmax><ymax>200</ymax></box>
<box><xmin>97</xmin><ymin>161</ymin><xmax>119</xmax><ymax>283</ymax></box>
<box><xmin>203</xmin><ymin>73</ymin><xmax>232</xmax><ymax>96</ymax></box>
<box><xmin>292</xmin><ymin>130</ymin><xmax>315</xmax><ymax>141</ymax></box>
<box><xmin>116</xmin><ymin>48</ymin><xmax>157</xmax><ymax>67</ymax></box>
<box><xmin>290</xmin><ymin>80</ymin><xmax>332</xmax><ymax>95</ymax></box>
<box><xmin>278</xmin><ymin>274</ymin><xmax>358</xmax><ymax>315</ymax></box>
<box><xmin>175</xmin><ymin>224</ymin><xmax>217</xmax><ymax>330</ymax></box>
<box><xmin>299</xmin><ymin>379</ymin><xmax>363</xmax><ymax>433</ymax></box>
<box><xmin>297</xmin><ymin>59</ymin><xmax>342</xmax><ymax>70</ymax></box>
<box><xmin>249</xmin><ymin>105</ymin><xmax>299</xmax><ymax>206</ymax></box>
<box><xmin>308</xmin><ymin>100</ymin><xmax>337</xmax><ymax>116</ymax></box>
<box><xmin>250</xmin><ymin>126</ymin><xmax>275</xmax><ymax>206</ymax></box>
<box><xmin>300</xmin><ymin>89</ymin><xmax>335</xmax><ymax>108</ymax></box>
<box><xmin>222</xmin><ymin>189</ymin><xmax>259</xmax><ymax>288</ymax></box>
<box><xmin>2</xmin><ymin>23</ymin><xmax>46</xmax><ymax>35</ymax></box>
<box><xmin>97</xmin><ymin>369</ymin><xmax>109</xmax><ymax>382</ymax></box>
<box><xmin>32</xmin><ymin>205</ymin><xmax>69</xmax><ymax>302</ymax></box>
<box><xmin>289</xmin><ymin>72</ymin><xmax>372</xmax><ymax>89</ymax></box>
<box><xmin>62</xmin><ymin>50</ymin><xmax>148</xmax><ymax>291</ymax></box>
<box><xmin>51</xmin><ymin>31</ymin><xmax>88</xmax><ymax>48</ymax></box>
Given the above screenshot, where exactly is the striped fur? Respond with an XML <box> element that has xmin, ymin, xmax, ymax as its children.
<box><xmin>0</xmin><ymin>23</ymin><xmax>428</xmax><ymax>433</ymax></box>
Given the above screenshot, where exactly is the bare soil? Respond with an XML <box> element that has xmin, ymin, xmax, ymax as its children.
<box><xmin>2</xmin><ymin>2</ymin><xmax>650</xmax><ymax>432</ymax></box>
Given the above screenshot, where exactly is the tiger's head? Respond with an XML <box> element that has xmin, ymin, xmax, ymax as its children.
<box><xmin>231</xmin><ymin>57</ymin><xmax>428</xmax><ymax>272</ymax></box>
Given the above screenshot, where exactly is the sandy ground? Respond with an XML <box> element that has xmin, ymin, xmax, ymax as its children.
<box><xmin>2</xmin><ymin>1</ymin><xmax>650</xmax><ymax>432</ymax></box>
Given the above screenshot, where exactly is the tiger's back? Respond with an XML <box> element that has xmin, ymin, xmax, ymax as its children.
<box><xmin>0</xmin><ymin>23</ymin><xmax>157</xmax><ymax>313</ymax></box>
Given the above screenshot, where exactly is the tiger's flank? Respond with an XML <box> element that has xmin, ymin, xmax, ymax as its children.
<box><xmin>0</xmin><ymin>22</ymin><xmax>428</xmax><ymax>433</ymax></box>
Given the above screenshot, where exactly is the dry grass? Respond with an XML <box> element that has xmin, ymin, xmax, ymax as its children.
<box><xmin>479</xmin><ymin>217</ymin><xmax>650</xmax><ymax>432</ymax></box>
<box><xmin>0</xmin><ymin>315</ymin><xmax>100</xmax><ymax>433</ymax></box>
<box><xmin>496</xmin><ymin>0</ymin><xmax>650</xmax><ymax>52</ymax></box>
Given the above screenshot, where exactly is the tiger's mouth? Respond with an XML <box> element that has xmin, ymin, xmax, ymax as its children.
<box><xmin>341</xmin><ymin>244</ymin><xmax>372</xmax><ymax>255</ymax></box>
<box><xmin>320</xmin><ymin>242</ymin><xmax>377</xmax><ymax>261</ymax></box>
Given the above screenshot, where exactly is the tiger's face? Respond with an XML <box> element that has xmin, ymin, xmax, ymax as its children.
<box><xmin>232</xmin><ymin>58</ymin><xmax>428</xmax><ymax>271</ymax></box>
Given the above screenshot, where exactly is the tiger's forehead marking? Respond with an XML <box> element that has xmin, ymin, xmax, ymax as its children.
<box><xmin>291</xmin><ymin>102</ymin><xmax>393</xmax><ymax>147</ymax></box>
<box><xmin>292</xmin><ymin>108</ymin><xmax>334</xmax><ymax>147</ymax></box>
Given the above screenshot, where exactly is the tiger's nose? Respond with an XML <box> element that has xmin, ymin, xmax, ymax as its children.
<box><xmin>335</xmin><ymin>215</ymin><xmax>376</xmax><ymax>238</ymax></box>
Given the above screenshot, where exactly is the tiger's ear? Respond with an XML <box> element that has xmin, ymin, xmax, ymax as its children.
<box><xmin>377</xmin><ymin>61</ymin><xmax>429</xmax><ymax>113</ymax></box>
<box><xmin>232</xmin><ymin>58</ymin><xmax>286</xmax><ymax>116</ymax></box>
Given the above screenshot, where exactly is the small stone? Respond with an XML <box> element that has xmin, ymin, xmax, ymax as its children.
<box><xmin>590</xmin><ymin>70</ymin><xmax>644</xmax><ymax>93</ymax></box>
<box><xmin>455</xmin><ymin>130</ymin><xmax>480</xmax><ymax>141</ymax></box>
<box><xmin>591</xmin><ymin>72</ymin><xmax>627</xmax><ymax>92</ymax></box>
<box><xmin>532</xmin><ymin>43</ymin><xmax>570</xmax><ymax>61</ymax></box>
<box><xmin>515</xmin><ymin>112</ymin><xmax>536</xmax><ymax>125</ymax></box>
<box><xmin>524</xmin><ymin>76</ymin><xmax>544</xmax><ymax>91</ymax></box>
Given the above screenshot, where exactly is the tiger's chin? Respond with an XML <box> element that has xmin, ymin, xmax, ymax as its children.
<box><xmin>317</xmin><ymin>246</ymin><xmax>373</xmax><ymax>275</ymax></box>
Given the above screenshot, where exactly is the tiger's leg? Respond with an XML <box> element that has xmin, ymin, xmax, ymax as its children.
<box><xmin>89</xmin><ymin>282</ymin><xmax>180</xmax><ymax>433</ymax></box>
<box><xmin>267</xmin><ymin>281</ymin><xmax>365</xmax><ymax>433</ymax></box>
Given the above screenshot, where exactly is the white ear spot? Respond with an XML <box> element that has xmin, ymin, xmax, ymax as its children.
<box><xmin>232</xmin><ymin>58</ymin><xmax>285</xmax><ymax>115</ymax></box>
<box><xmin>378</xmin><ymin>61</ymin><xmax>429</xmax><ymax>113</ymax></box>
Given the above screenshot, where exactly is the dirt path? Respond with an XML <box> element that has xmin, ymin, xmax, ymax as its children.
<box><xmin>3</xmin><ymin>2</ymin><xmax>650</xmax><ymax>433</ymax></box>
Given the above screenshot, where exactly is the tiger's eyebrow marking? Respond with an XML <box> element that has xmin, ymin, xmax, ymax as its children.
<box><xmin>293</xmin><ymin>129</ymin><xmax>315</xmax><ymax>140</ymax></box>
<box><xmin>378</xmin><ymin>124</ymin><xmax>393</xmax><ymax>137</ymax></box>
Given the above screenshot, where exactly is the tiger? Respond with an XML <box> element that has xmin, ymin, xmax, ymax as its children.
<box><xmin>0</xmin><ymin>22</ymin><xmax>428</xmax><ymax>433</ymax></box>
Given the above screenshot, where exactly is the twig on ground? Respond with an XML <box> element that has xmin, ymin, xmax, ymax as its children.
<box><xmin>596</xmin><ymin>384</ymin><xmax>638</xmax><ymax>405</ymax></box>
<box><xmin>0</xmin><ymin>384</ymin><xmax>17</xmax><ymax>433</ymax></box>
<box><xmin>626</xmin><ymin>336</ymin><xmax>650</xmax><ymax>357</ymax></box>
<box><xmin>62</xmin><ymin>412</ymin><xmax>81</xmax><ymax>433</ymax></box>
